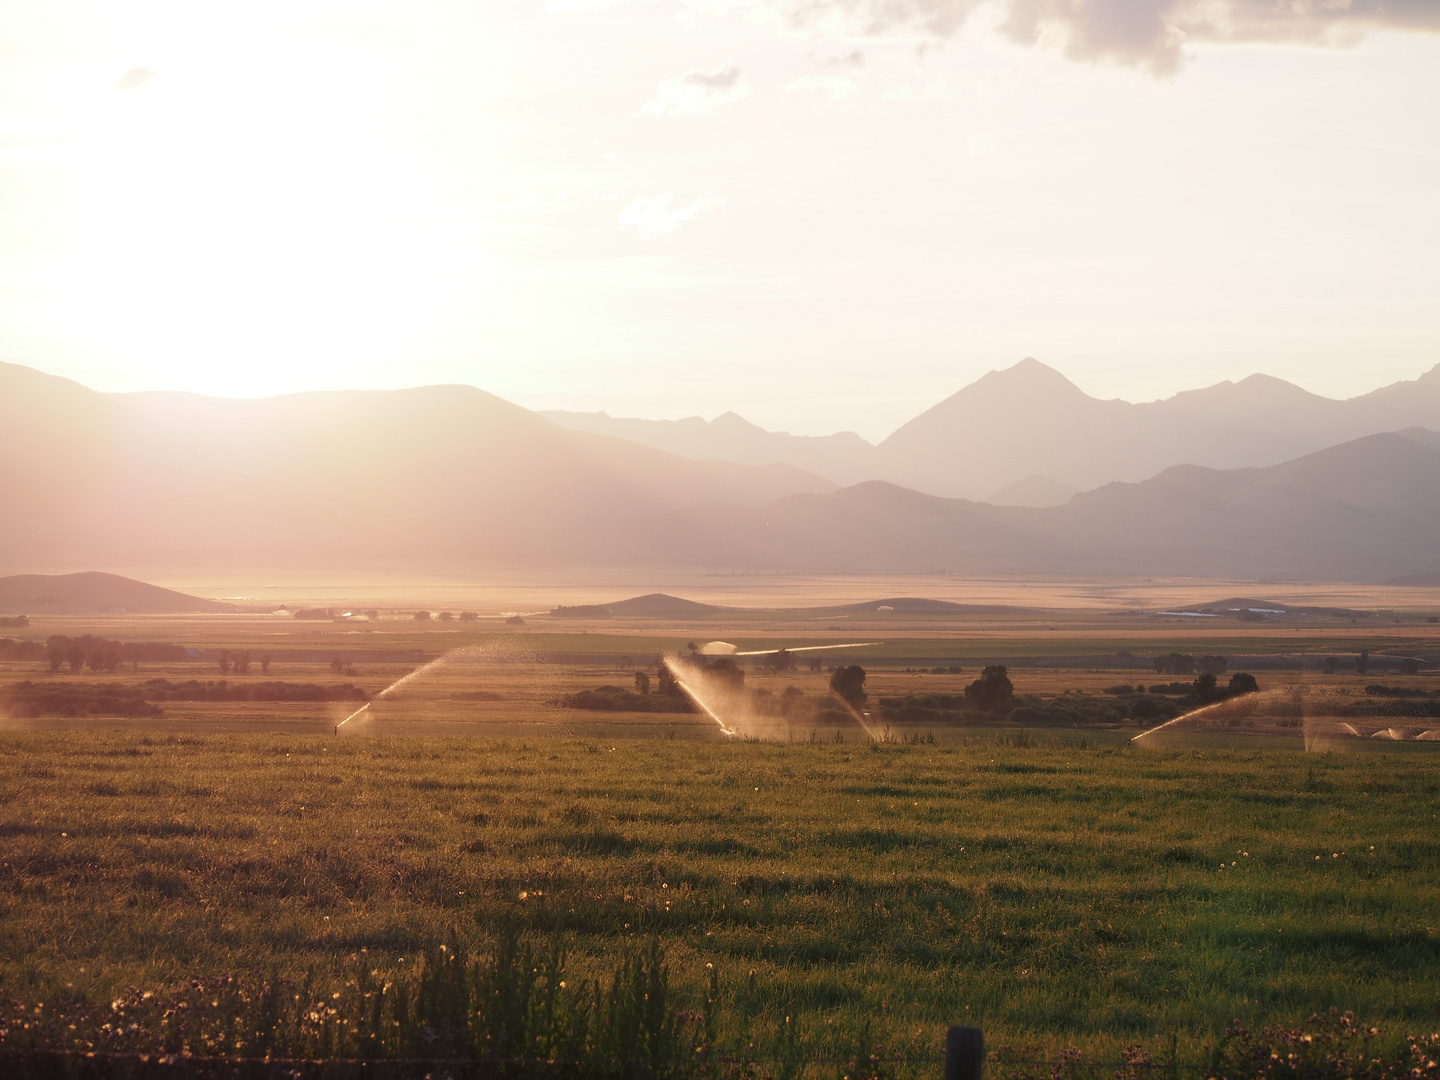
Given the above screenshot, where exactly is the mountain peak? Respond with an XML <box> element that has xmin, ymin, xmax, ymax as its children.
<box><xmin>973</xmin><ymin>357</ymin><xmax>1089</xmax><ymax>399</ymax></box>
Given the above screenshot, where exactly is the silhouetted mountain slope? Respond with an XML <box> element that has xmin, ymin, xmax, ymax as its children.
<box><xmin>876</xmin><ymin>358</ymin><xmax>1440</xmax><ymax>499</ymax></box>
<box><xmin>539</xmin><ymin>409</ymin><xmax>877</xmax><ymax>486</ymax></box>
<box><xmin>585</xmin><ymin>431</ymin><xmax>1440</xmax><ymax>579</ymax></box>
<box><xmin>0</xmin><ymin>572</ymin><xmax>235</xmax><ymax>614</ymax></box>
<box><xmin>0</xmin><ymin>362</ymin><xmax>834</xmax><ymax>573</ymax></box>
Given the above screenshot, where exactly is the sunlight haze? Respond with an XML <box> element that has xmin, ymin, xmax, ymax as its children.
<box><xmin>1</xmin><ymin>0</ymin><xmax>1437</xmax><ymax>438</ymax></box>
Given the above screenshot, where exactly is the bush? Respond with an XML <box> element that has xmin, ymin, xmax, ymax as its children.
<box><xmin>1228</xmin><ymin>672</ymin><xmax>1260</xmax><ymax>695</ymax></box>
<box><xmin>139</xmin><ymin>679</ymin><xmax>368</xmax><ymax>703</ymax></box>
<box><xmin>558</xmin><ymin>685</ymin><xmax>692</xmax><ymax>713</ymax></box>
<box><xmin>0</xmin><ymin>681</ymin><xmax>161</xmax><ymax>718</ymax></box>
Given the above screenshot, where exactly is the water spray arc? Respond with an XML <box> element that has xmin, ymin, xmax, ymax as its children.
<box><xmin>335</xmin><ymin>650</ymin><xmax>465</xmax><ymax>733</ymax></box>
<box><xmin>662</xmin><ymin>655</ymin><xmax>737</xmax><ymax>738</ymax></box>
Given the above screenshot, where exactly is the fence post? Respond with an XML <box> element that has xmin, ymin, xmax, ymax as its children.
<box><xmin>945</xmin><ymin>1026</ymin><xmax>984</xmax><ymax>1080</ymax></box>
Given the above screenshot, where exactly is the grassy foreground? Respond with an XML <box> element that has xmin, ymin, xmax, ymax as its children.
<box><xmin>1</xmin><ymin>731</ymin><xmax>1437</xmax><ymax>1067</ymax></box>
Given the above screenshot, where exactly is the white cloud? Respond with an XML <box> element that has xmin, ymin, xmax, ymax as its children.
<box><xmin>617</xmin><ymin>192</ymin><xmax>725</xmax><ymax>238</ymax></box>
<box><xmin>784</xmin><ymin>73</ymin><xmax>861</xmax><ymax>100</ymax></box>
<box><xmin>746</xmin><ymin>0</ymin><xmax>1440</xmax><ymax>75</ymax></box>
<box><xmin>641</xmin><ymin>61</ymin><xmax>750</xmax><ymax>116</ymax></box>
<box><xmin>113</xmin><ymin>67</ymin><xmax>155</xmax><ymax>91</ymax></box>
<box><xmin>964</xmin><ymin>130</ymin><xmax>996</xmax><ymax>158</ymax></box>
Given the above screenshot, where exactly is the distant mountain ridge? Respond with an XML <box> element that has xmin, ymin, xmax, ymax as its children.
<box><xmin>538</xmin><ymin>410</ymin><xmax>877</xmax><ymax>486</ymax></box>
<box><xmin>543</xmin><ymin>358</ymin><xmax>1440</xmax><ymax>503</ymax></box>
<box><xmin>570</xmin><ymin>429</ymin><xmax>1440</xmax><ymax>580</ymax></box>
<box><xmin>0</xmin><ymin>361</ymin><xmax>835</xmax><ymax>574</ymax></box>
<box><xmin>874</xmin><ymin>358</ymin><xmax>1440</xmax><ymax>500</ymax></box>
<box><xmin>4</xmin><ymin>361</ymin><xmax>1439</xmax><ymax>581</ymax></box>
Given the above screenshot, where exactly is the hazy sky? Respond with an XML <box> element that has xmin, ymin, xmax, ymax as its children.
<box><xmin>1</xmin><ymin>1</ymin><xmax>1437</xmax><ymax>440</ymax></box>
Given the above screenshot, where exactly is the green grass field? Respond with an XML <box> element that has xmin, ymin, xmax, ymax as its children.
<box><xmin>2</xmin><ymin>730</ymin><xmax>1437</xmax><ymax>1069</ymax></box>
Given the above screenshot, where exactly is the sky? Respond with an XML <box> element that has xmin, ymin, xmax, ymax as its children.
<box><xmin>1</xmin><ymin>1</ymin><xmax>1437</xmax><ymax>441</ymax></box>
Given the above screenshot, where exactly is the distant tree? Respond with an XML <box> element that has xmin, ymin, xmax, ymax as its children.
<box><xmin>506</xmin><ymin>615</ymin><xmax>525</xmax><ymax>626</ymax></box>
<box><xmin>706</xmin><ymin>658</ymin><xmax>745</xmax><ymax>688</ymax></box>
<box><xmin>67</xmin><ymin>642</ymin><xmax>84</xmax><ymax>673</ymax></box>
<box><xmin>1228</xmin><ymin>672</ymin><xmax>1259</xmax><ymax>695</ymax></box>
<box><xmin>1153</xmin><ymin>653</ymin><xmax>1195</xmax><ymax>675</ymax></box>
<box><xmin>365</xmin><ymin>610</ymin><xmax>379</xmax><ymax>620</ymax></box>
<box><xmin>1193</xmin><ymin>671</ymin><xmax>1220</xmax><ymax>703</ymax></box>
<box><xmin>47</xmin><ymin>641</ymin><xmax>64</xmax><ymax>673</ymax></box>
<box><xmin>1399</xmin><ymin>658</ymin><xmax>1420</xmax><ymax>675</ymax></box>
<box><xmin>218</xmin><ymin>649</ymin><xmax>231</xmax><ymax>675</ymax></box>
<box><xmin>330</xmin><ymin>655</ymin><xmax>345</xmax><ymax>674</ymax></box>
<box><xmin>234</xmin><ymin>650</ymin><xmax>251</xmax><ymax>675</ymax></box>
<box><xmin>260</xmin><ymin>654</ymin><xmax>271</xmax><ymax>675</ymax></box>
<box><xmin>1356</xmin><ymin>649</ymin><xmax>1369</xmax><ymax>675</ymax></box>
<box><xmin>830</xmin><ymin>665</ymin><xmax>867</xmax><ymax>705</ymax></box>
<box><xmin>438</xmin><ymin>611</ymin><xmax>454</xmax><ymax>622</ymax></box>
<box><xmin>634</xmin><ymin>671</ymin><xmax>651</xmax><ymax>694</ymax></box>
<box><xmin>414</xmin><ymin>611</ymin><xmax>431</xmax><ymax>622</ymax></box>
<box><xmin>86</xmin><ymin>647</ymin><xmax>120</xmax><ymax>673</ymax></box>
<box><xmin>1197</xmin><ymin>655</ymin><xmax>1228</xmax><ymax>676</ymax></box>
<box><xmin>687</xmin><ymin>641</ymin><xmax>698</xmax><ymax>654</ymax></box>
<box><xmin>965</xmin><ymin>665</ymin><xmax>1013</xmax><ymax>711</ymax></box>
<box><xmin>767</xmin><ymin>649</ymin><xmax>797</xmax><ymax>673</ymax></box>
<box><xmin>459</xmin><ymin>612</ymin><xmax>478</xmax><ymax>622</ymax></box>
<box><xmin>809</xmin><ymin>657</ymin><xmax>823</xmax><ymax>672</ymax></box>
<box><xmin>1322</xmin><ymin>656</ymin><xmax>1339</xmax><ymax>675</ymax></box>
<box><xmin>657</xmin><ymin>662</ymin><xmax>681</xmax><ymax>698</ymax></box>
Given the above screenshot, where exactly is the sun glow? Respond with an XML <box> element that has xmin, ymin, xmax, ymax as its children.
<box><xmin>28</xmin><ymin>4</ymin><xmax>486</xmax><ymax>393</ymax></box>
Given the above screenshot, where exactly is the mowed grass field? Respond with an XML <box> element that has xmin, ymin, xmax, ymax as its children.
<box><xmin>2</xmin><ymin>731</ymin><xmax>1437</xmax><ymax>1064</ymax></box>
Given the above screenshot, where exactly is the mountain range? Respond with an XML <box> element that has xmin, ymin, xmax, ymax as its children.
<box><xmin>578</xmin><ymin>429</ymin><xmax>1440</xmax><ymax>579</ymax></box>
<box><xmin>546</xmin><ymin>358</ymin><xmax>1440</xmax><ymax>504</ymax></box>
<box><xmin>0</xmin><ymin>361</ymin><xmax>833</xmax><ymax>574</ymax></box>
<box><xmin>3</xmin><ymin>358</ymin><xmax>1439</xmax><ymax>581</ymax></box>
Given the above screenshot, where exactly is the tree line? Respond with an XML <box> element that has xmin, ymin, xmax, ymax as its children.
<box><xmin>44</xmin><ymin>635</ymin><xmax>188</xmax><ymax>674</ymax></box>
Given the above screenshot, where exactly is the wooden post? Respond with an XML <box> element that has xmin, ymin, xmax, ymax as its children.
<box><xmin>945</xmin><ymin>1026</ymin><xmax>984</xmax><ymax>1080</ymax></box>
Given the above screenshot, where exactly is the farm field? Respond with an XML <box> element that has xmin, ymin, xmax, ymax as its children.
<box><xmin>3</xmin><ymin>581</ymin><xmax>1439</xmax><ymax>1072</ymax></box>
<box><xmin>2</xmin><ymin>731</ymin><xmax>1438</xmax><ymax>1068</ymax></box>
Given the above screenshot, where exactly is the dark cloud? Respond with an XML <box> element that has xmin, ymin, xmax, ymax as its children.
<box><xmin>774</xmin><ymin>0</ymin><xmax>1440</xmax><ymax>73</ymax></box>
<box><xmin>680</xmin><ymin>62</ymin><xmax>744</xmax><ymax>90</ymax></box>
<box><xmin>814</xmin><ymin>48</ymin><xmax>867</xmax><ymax>66</ymax></box>
<box><xmin>113</xmin><ymin>67</ymin><xmax>155</xmax><ymax>91</ymax></box>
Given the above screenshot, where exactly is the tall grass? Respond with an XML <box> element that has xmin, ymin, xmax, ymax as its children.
<box><xmin>1</xmin><ymin>732</ymin><xmax>1437</xmax><ymax>1069</ymax></box>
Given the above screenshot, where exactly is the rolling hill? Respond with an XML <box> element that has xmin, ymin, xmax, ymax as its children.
<box><xmin>0</xmin><ymin>572</ymin><xmax>236</xmax><ymax>614</ymax></box>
